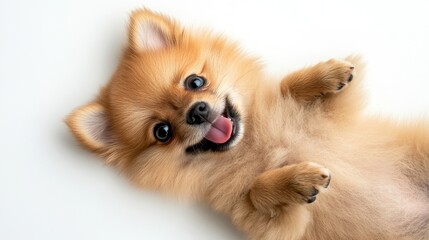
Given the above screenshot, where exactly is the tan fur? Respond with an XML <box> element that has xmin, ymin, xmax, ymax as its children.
<box><xmin>66</xmin><ymin>9</ymin><xmax>429</xmax><ymax>240</ymax></box>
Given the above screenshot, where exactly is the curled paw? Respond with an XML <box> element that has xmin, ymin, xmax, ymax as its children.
<box><xmin>320</xmin><ymin>59</ymin><xmax>355</xmax><ymax>94</ymax></box>
<box><xmin>288</xmin><ymin>162</ymin><xmax>331</xmax><ymax>204</ymax></box>
<box><xmin>250</xmin><ymin>162</ymin><xmax>331</xmax><ymax>217</ymax></box>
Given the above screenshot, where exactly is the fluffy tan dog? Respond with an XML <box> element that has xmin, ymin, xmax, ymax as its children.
<box><xmin>66</xmin><ymin>9</ymin><xmax>429</xmax><ymax>240</ymax></box>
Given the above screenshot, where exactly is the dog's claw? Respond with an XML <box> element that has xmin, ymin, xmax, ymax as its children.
<box><xmin>307</xmin><ymin>196</ymin><xmax>317</xmax><ymax>204</ymax></box>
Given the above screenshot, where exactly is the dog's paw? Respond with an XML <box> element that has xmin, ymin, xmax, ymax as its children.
<box><xmin>289</xmin><ymin>162</ymin><xmax>331</xmax><ymax>204</ymax></box>
<box><xmin>320</xmin><ymin>59</ymin><xmax>355</xmax><ymax>94</ymax></box>
<box><xmin>250</xmin><ymin>162</ymin><xmax>331</xmax><ymax>217</ymax></box>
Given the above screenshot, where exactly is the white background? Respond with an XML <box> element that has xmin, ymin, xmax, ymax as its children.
<box><xmin>1</xmin><ymin>1</ymin><xmax>428</xmax><ymax>240</ymax></box>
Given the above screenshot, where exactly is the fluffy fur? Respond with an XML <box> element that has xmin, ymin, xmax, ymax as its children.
<box><xmin>66</xmin><ymin>9</ymin><xmax>429</xmax><ymax>240</ymax></box>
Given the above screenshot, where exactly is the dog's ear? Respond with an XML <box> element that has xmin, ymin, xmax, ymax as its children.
<box><xmin>128</xmin><ymin>9</ymin><xmax>180</xmax><ymax>52</ymax></box>
<box><xmin>66</xmin><ymin>102</ymin><xmax>114</xmax><ymax>152</ymax></box>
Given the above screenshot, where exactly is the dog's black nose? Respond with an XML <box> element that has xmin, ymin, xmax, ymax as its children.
<box><xmin>187</xmin><ymin>101</ymin><xmax>210</xmax><ymax>125</ymax></box>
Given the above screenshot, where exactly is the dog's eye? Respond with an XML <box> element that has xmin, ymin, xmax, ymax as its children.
<box><xmin>184</xmin><ymin>74</ymin><xmax>206</xmax><ymax>90</ymax></box>
<box><xmin>153</xmin><ymin>122</ymin><xmax>172</xmax><ymax>143</ymax></box>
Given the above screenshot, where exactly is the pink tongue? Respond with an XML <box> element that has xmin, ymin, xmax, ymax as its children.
<box><xmin>204</xmin><ymin>116</ymin><xmax>233</xmax><ymax>144</ymax></box>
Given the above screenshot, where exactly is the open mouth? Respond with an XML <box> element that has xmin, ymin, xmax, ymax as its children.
<box><xmin>185</xmin><ymin>98</ymin><xmax>240</xmax><ymax>154</ymax></box>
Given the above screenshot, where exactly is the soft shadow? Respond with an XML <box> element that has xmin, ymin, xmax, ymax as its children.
<box><xmin>194</xmin><ymin>203</ymin><xmax>246</xmax><ymax>239</ymax></box>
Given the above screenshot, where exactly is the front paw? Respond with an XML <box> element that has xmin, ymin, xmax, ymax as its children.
<box><xmin>288</xmin><ymin>162</ymin><xmax>331</xmax><ymax>204</ymax></box>
<box><xmin>320</xmin><ymin>59</ymin><xmax>355</xmax><ymax>94</ymax></box>
<box><xmin>249</xmin><ymin>162</ymin><xmax>331</xmax><ymax>217</ymax></box>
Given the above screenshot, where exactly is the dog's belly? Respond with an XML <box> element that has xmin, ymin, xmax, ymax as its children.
<box><xmin>306</xmin><ymin>174</ymin><xmax>429</xmax><ymax>239</ymax></box>
<box><xmin>262</xmin><ymin>137</ymin><xmax>429</xmax><ymax>239</ymax></box>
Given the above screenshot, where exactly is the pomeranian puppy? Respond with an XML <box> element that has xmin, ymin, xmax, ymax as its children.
<box><xmin>66</xmin><ymin>9</ymin><xmax>429</xmax><ymax>240</ymax></box>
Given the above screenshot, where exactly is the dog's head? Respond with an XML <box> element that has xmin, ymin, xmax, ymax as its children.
<box><xmin>66</xmin><ymin>9</ymin><xmax>261</xmax><ymax>193</ymax></box>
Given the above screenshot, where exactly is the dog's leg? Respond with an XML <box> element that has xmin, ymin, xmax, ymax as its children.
<box><xmin>231</xmin><ymin>162</ymin><xmax>331</xmax><ymax>240</ymax></box>
<box><xmin>280</xmin><ymin>56</ymin><xmax>366</xmax><ymax>119</ymax></box>
<box><xmin>249</xmin><ymin>162</ymin><xmax>331</xmax><ymax>216</ymax></box>
<box><xmin>280</xmin><ymin>59</ymin><xmax>354</xmax><ymax>102</ymax></box>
